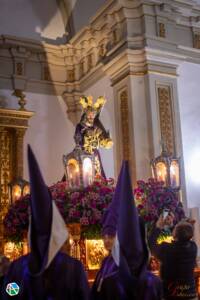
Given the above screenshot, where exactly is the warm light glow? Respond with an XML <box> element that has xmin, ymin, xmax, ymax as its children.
<box><xmin>4</xmin><ymin>242</ymin><xmax>22</xmax><ymax>260</ymax></box>
<box><xmin>83</xmin><ymin>157</ymin><xmax>93</xmax><ymax>187</ymax></box>
<box><xmin>86</xmin><ymin>239</ymin><xmax>108</xmax><ymax>270</ymax></box>
<box><xmin>157</xmin><ymin>235</ymin><xmax>173</xmax><ymax>244</ymax></box>
<box><xmin>23</xmin><ymin>184</ymin><xmax>30</xmax><ymax>196</ymax></box>
<box><xmin>156</xmin><ymin>162</ymin><xmax>167</xmax><ymax>183</ymax></box>
<box><xmin>67</xmin><ymin>159</ymin><xmax>80</xmax><ymax>188</ymax></box>
<box><xmin>188</xmin><ymin>150</ymin><xmax>200</xmax><ymax>184</ymax></box>
<box><xmin>12</xmin><ymin>185</ymin><xmax>21</xmax><ymax>201</ymax></box>
<box><xmin>83</xmin><ymin>157</ymin><xmax>92</xmax><ymax>172</ymax></box>
<box><xmin>170</xmin><ymin>161</ymin><xmax>179</xmax><ymax>188</ymax></box>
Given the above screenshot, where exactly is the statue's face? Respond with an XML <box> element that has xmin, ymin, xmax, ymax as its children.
<box><xmin>86</xmin><ymin>110</ymin><xmax>96</xmax><ymax>125</ymax></box>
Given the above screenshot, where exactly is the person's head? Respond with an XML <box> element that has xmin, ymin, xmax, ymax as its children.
<box><xmin>0</xmin><ymin>256</ymin><xmax>10</xmax><ymax>277</ymax></box>
<box><xmin>102</xmin><ymin>234</ymin><xmax>116</xmax><ymax>252</ymax></box>
<box><xmin>101</xmin><ymin>207</ymin><xmax>117</xmax><ymax>252</ymax></box>
<box><xmin>173</xmin><ymin>221</ymin><xmax>194</xmax><ymax>242</ymax></box>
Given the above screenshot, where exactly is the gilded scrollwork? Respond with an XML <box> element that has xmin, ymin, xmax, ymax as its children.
<box><xmin>157</xmin><ymin>86</ymin><xmax>175</xmax><ymax>155</ymax></box>
<box><xmin>86</xmin><ymin>239</ymin><xmax>107</xmax><ymax>270</ymax></box>
<box><xmin>158</xmin><ymin>23</ymin><xmax>166</xmax><ymax>38</ymax></box>
<box><xmin>0</xmin><ymin>128</ymin><xmax>12</xmax><ymax>208</ymax></box>
<box><xmin>120</xmin><ymin>90</ymin><xmax>130</xmax><ymax>161</ymax></box>
<box><xmin>68</xmin><ymin>69</ymin><xmax>75</xmax><ymax>82</ymax></box>
<box><xmin>0</xmin><ymin>108</ymin><xmax>33</xmax><ymax>253</ymax></box>
<box><xmin>193</xmin><ymin>33</ymin><xmax>200</xmax><ymax>49</ymax></box>
<box><xmin>16</xmin><ymin>62</ymin><xmax>23</xmax><ymax>76</ymax></box>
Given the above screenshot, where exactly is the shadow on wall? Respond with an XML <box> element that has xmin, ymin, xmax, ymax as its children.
<box><xmin>32</xmin><ymin>0</ymin><xmax>108</xmax><ymax>42</ymax></box>
<box><xmin>28</xmin><ymin>0</ymin><xmax>67</xmax><ymax>44</ymax></box>
<box><xmin>59</xmin><ymin>0</ymin><xmax>108</xmax><ymax>40</ymax></box>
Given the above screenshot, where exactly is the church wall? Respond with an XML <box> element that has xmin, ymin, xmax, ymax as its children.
<box><xmin>178</xmin><ymin>62</ymin><xmax>200</xmax><ymax>209</ymax></box>
<box><xmin>129</xmin><ymin>75</ymin><xmax>152</xmax><ymax>181</ymax></box>
<box><xmin>0</xmin><ymin>0</ymin><xmax>66</xmax><ymax>42</ymax></box>
<box><xmin>66</xmin><ymin>0</ymin><xmax>108</xmax><ymax>36</ymax></box>
<box><xmin>0</xmin><ymin>89</ymin><xmax>74</xmax><ymax>186</ymax></box>
<box><xmin>83</xmin><ymin>76</ymin><xmax>115</xmax><ymax>179</ymax></box>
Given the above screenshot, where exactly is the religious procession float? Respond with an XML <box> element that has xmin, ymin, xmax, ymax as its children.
<box><xmin>3</xmin><ymin>95</ymin><xmax>185</xmax><ymax>280</ymax></box>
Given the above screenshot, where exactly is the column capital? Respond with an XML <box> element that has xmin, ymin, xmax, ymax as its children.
<box><xmin>62</xmin><ymin>91</ymin><xmax>82</xmax><ymax>126</ymax></box>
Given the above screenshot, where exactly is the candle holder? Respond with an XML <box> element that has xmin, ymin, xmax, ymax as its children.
<box><xmin>63</xmin><ymin>147</ymin><xmax>95</xmax><ymax>189</ymax></box>
<box><xmin>151</xmin><ymin>141</ymin><xmax>180</xmax><ymax>190</ymax></box>
<box><xmin>9</xmin><ymin>178</ymin><xmax>30</xmax><ymax>203</ymax></box>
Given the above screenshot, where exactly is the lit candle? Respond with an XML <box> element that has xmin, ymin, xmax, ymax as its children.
<box><xmin>83</xmin><ymin>158</ymin><xmax>93</xmax><ymax>187</ymax></box>
<box><xmin>170</xmin><ymin>165</ymin><xmax>177</xmax><ymax>187</ymax></box>
<box><xmin>75</xmin><ymin>168</ymin><xmax>80</xmax><ymax>187</ymax></box>
<box><xmin>69</xmin><ymin>173</ymin><xmax>74</xmax><ymax>188</ymax></box>
<box><xmin>157</xmin><ymin>170</ymin><xmax>163</xmax><ymax>181</ymax></box>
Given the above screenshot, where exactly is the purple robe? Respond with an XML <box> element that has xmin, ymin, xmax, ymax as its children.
<box><xmin>1</xmin><ymin>252</ymin><xmax>89</xmax><ymax>300</ymax></box>
<box><xmin>91</xmin><ymin>255</ymin><xmax>162</xmax><ymax>300</ymax></box>
<box><xmin>90</xmin><ymin>255</ymin><xmax>128</xmax><ymax>300</ymax></box>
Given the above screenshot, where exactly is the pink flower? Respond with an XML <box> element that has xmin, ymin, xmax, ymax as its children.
<box><xmin>80</xmin><ymin>217</ymin><xmax>89</xmax><ymax>225</ymax></box>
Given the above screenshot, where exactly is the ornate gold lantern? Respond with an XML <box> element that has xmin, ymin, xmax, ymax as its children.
<box><xmin>63</xmin><ymin>147</ymin><xmax>95</xmax><ymax>189</ymax></box>
<box><xmin>151</xmin><ymin>143</ymin><xmax>180</xmax><ymax>190</ymax></box>
<box><xmin>9</xmin><ymin>178</ymin><xmax>30</xmax><ymax>203</ymax></box>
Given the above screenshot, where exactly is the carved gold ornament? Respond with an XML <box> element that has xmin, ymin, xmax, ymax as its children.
<box><xmin>79</xmin><ymin>96</ymin><xmax>106</xmax><ymax>112</ymax></box>
<box><xmin>86</xmin><ymin>239</ymin><xmax>108</xmax><ymax>270</ymax></box>
<box><xmin>158</xmin><ymin>86</ymin><xmax>175</xmax><ymax>155</ymax></box>
<box><xmin>120</xmin><ymin>90</ymin><xmax>130</xmax><ymax>160</ymax></box>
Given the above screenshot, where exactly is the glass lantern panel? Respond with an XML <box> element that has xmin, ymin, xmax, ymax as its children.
<box><xmin>23</xmin><ymin>184</ymin><xmax>30</xmax><ymax>196</ymax></box>
<box><xmin>83</xmin><ymin>157</ymin><xmax>93</xmax><ymax>187</ymax></box>
<box><xmin>67</xmin><ymin>159</ymin><xmax>80</xmax><ymax>188</ymax></box>
<box><xmin>155</xmin><ymin>162</ymin><xmax>167</xmax><ymax>184</ymax></box>
<box><xmin>170</xmin><ymin>160</ymin><xmax>179</xmax><ymax>188</ymax></box>
<box><xmin>151</xmin><ymin>165</ymin><xmax>155</xmax><ymax>178</ymax></box>
<box><xmin>12</xmin><ymin>184</ymin><xmax>22</xmax><ymax>202</ymax></box>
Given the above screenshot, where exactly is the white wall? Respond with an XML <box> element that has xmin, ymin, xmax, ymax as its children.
<box><xmin>178</xmin><ymin>62</ymin><xmax>200</xmax><ymax>209</ymax></box>
<box><xmin>84</xmin><ymin>76</ymin><xmax>115</xmax><ymax>179</ymax></box>
<box><xmin>0</xmin><ymin>0</ymin><xmax>108</xmax><ymax>42</ymax></box>
<box><xmin>0</xmin><ymin>0</ymin><xmax>66</xmax><ymax>42</ymax></box>
<box><xmin>0</xmin><ymin>89</ymin><xmax>75</xmax><ymax>185</ymax></box>
<box><xmin>130</xmin><ymin>75</ymin><xmax>151</xmax><ymax>181</ymax></box>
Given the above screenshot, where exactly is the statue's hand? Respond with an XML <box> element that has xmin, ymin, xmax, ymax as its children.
<box><xmin>100</xmin><ymin>138</ymin><xmax>113</xmax><ymax>149</ymax></box>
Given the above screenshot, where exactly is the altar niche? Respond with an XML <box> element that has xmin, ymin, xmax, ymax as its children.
<box><xmin>0</xmin><ymin>108</ymin><xmax>33</xmax><ymax>255</ymax></box>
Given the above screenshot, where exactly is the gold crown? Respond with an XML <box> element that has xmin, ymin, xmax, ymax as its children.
<box><xmin>79</xmin><ymin>96</ymin><xmax>106</xmax><ymax>111</ymax></box>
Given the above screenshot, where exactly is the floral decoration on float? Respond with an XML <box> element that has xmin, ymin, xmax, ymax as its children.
<box><xmin>3</xmin><ymin>176</ymin><xmax>114</xmax><ymax>244</ymax></box>
<box><xmin>135</xmin><ymin>178</ymin><xmax>185</xmax><ymax>246</ymax></box>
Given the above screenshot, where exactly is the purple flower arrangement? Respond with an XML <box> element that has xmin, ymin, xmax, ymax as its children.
<box><xmin>134</xmin><ymin>178</ymin><xmax>185</xmax><ymax>228</ymax></box>
<box><xmin>4</xmin><ymin>176</ymin><xmax>185</xmax><ymax>243</ymax></box>
<box><xmin>4</xmin><ymin>177</ymin><xmax>115</xmax><ymax>242</ymax></box>
<box><xmin>4</xmin><ymin>194</ymin><xmax>30</xmax><ymax>243</ymax></box>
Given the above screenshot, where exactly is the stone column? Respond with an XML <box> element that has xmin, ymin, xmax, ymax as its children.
<box><xmin>104</xmin><ymin>50</ymin><xmax>186</xmax><ymax>207</ymax></box>
<box><xmin>62</xmin><ymin>91</ymin><xmax>82</xmax><ymax>126</ymax></box>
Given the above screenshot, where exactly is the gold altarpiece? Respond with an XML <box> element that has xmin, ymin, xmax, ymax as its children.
<box><xmin>0</xmin><ymin>108</ymin><xmax>34</xmax><ymax>254</ymax></box>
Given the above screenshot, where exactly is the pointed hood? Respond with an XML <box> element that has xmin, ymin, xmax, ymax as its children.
<box><xmin>28</xmin><ymin>145</ymin><xmax>68</xmax><ymax>276</ymax></box>
<box><xmin>114</xmin><ymin>161</ymin><xmax>144</xmax><ymax>275</ymax></box>
<box><xmin>102</xmin><ymin>165</ymin><xmax>123</xmax><ymax>236</ymax></box>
